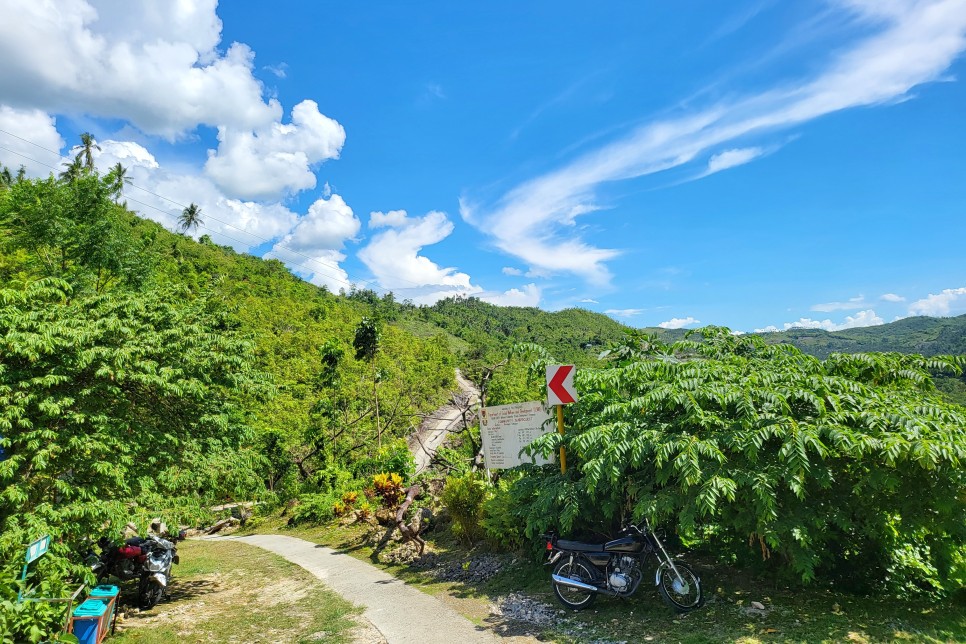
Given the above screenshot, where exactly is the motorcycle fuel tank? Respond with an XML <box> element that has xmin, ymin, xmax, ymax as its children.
<box><xmin>604</xmin><ymin>535</ymin><xmax>644</xmax><ymax>553</ymax></box>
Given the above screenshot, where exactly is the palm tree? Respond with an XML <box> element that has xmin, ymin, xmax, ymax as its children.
<box><xmin>75</xmin><ymin>132</ymin><xmax>100</xmax><ymax>172</ymax></box>
<box><xmin>59</xmin><ymin>156</ymin><xmax>83</xmax><ymax>183</ymax></box>
<box><xmin>178</xmin><ymin>203</ymin><xmax>203</xmax><ymax>233</ymax></box>
<box><xmin>105</xmin><ymin>162</ymin><xmax>130</xmax><ymax>202</ymax></box>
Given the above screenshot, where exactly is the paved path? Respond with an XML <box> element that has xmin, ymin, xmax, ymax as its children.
<box><xmin>209</xmin><ymin>533</ymin><xmax>505</xmax><ymax>644</ymax></box>
<box><xmin>410</xmin><ymin>369</ymin><xmax>480</xmax><ymax>473</ymax></box>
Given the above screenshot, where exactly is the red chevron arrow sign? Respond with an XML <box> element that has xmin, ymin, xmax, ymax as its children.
<box><xmin>546</xmin><ymin>364</ymin><xmax>577</xmax><ymax>405</ymax></box>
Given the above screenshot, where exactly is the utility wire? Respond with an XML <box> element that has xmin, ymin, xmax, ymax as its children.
<box><xmin>0</xmin><ymin>132</ymin><xmax>407</xmax><ymax>295</ymax></box>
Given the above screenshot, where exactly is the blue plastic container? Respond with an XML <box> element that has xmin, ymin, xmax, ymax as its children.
<box><xmin>72</xmin><ymin>599</ymin><xmax>107</xmax><ymax>644</ymax></box>
<box><xmin>89</xmin><ymin>584</ymin><xmax>119</xmax><ymax>599</ymax></box>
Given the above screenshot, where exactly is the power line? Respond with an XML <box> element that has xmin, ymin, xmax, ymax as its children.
<box><xmin>0</xmin><ymin>134</ymin><xmax>400</xmax><ymax>295</ymax></box>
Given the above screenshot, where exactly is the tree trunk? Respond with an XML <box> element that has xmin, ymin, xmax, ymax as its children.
<box><xmin>373</xmin><ymin>363</ymin><xmax>381</xmax><ymax>449</ymax></box>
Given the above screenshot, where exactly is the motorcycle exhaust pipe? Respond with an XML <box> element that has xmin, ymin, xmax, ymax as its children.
<box><xmin>551</xmin><ymin>573</ymin><xmax>617</xmax><ymax>596</ymax></box>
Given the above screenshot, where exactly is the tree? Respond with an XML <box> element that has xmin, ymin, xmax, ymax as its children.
<box><xmin>1</xmin><ymin>174</ymin><xmax>146</xmax><ymax>291</ymax></box>
<box><xmin>353</xmin><ymin>317</ymin><xmax>382</xmax><ymax>448</ymax></box>
<box><xmin>179</xmin><ymin>202</ymin><xmax>203</xmax><ymax>234</ymax></box>
<box><xmin>509</xmin><ymin>329</ymin><xmax>966</xmax><ymax>593</ymax></box>
<box><xmin>104</xmin><ymin>162</ymin><xmax>130</xmax><ymax>202</ymax></box>
<box><xmin>59</xmin><ymin>156</ymin><xmax>83</xmax><ymax>183</ymax></box>
<box><xmin>75</xmin><ymin>132</ymin><xmax>100</xmax><ymax>172</ymax></box>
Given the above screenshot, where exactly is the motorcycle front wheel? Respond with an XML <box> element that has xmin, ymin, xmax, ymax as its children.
<box><xmin>657</xmin><ymin>561</ymin><xmax>702</xmax><ymax>612</ymax></box>
<box><xmin>552</xmin><ymin>559</ymin><xmax>597</xmax><ymax>610</ymax></box>
<box><xmin>138</xmin><ymin>575</ymin><xmax>164</xmax><ymax>610</ymax></box>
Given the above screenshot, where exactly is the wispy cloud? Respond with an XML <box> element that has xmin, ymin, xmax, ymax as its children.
<box><xmin>464</xmin><ymin>1</ymin><xmax>966</xmax><ymax>285</ymax></box>
<box><xmin>605</xmin><ymin>308</ymin><xmax>646</xmax><ymax>318</ymax></box>
<box><xmin>264</xmin><ymin>63</ymin><xmax>288</xmax><ymax>79</ymax></box>
<box><xmin>706</xmin><ymin>146</ymin><xmax>765</xmax><ymax>174</ymax></box>
<box><xmin>880</xmin><ymin>293</ymin><xmax>906</xmax><ymax>302</ymax></box>
<box><xmin>811</xmin><ymin>295</ymin><xmax>867</xmax><ymax>312</ymax></box>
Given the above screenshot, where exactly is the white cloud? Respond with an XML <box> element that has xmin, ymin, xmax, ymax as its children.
<box><xmin>908</xmin><ymin>287</ymin><xmax>966</xmax><ymax>316</ymax></box>
<box><xmin>0</xmin><ymin>106</ymin><xmax>65</xmax><ymax>176</ymax></box>
<box><xmin>204</xmin><ymin>100</ymin><xmax>345</xmax><ymax>201</ymax></box>
<box><xmin>502</xmin><ymin>267</ymin><xmax>524</xmax><ymax>276</ymax></box>
<box><xmin>0</xmin><ymin>1</ymin><xmax>283</xmax><ymax>138</ymax></box>
<box><xmin>811</xmin><ymin>295</ymin><xmax>867</xmax><ymax>312</ymax></box>
<box><xmin>706</xmin><ymin>147</ymin><xmax>764</xmax><ymax>174</ymax></box>
<box><xmin>606</xmin><ymin>308</ymin><xmax>646</xmax><ymax>318</ymax></box>
<box><xmin>880</xmin><ymin>293</ymin><xmax>906</xmax><ymax>302</ymax></box>
<box><xmin>481</xmin><ymin>284</ymin><xmax>541</xmax><ymax>307</ymax></box>
<box><xmin>580</xmin><ymin>298</ymin><xmax>599</xmax><ymax>304</ymax></box>
<box><xmin>358</xmin><ymin>210</ymin><xmax>482</xmax><ymax>304</ymax></box>
<box><xmin>94</xmin><ymin>139</ymin><xmax>298</xmax><ymax>247</ymax></box>
<box><xmin>465</xmin><ymin>0</ymin><xmax>966</xmax><ymax>284</ymax></box>
<box><xmin>369</xmin><ymin>209</ymin><xmax>409</xmax><ymax>229</ymax></box>
<box><xmin>266</xmin><ymin>194</ymin><xmax>360</xmax><ymax>291</ymax></box>
<box><xmin>659</xmin><ymin>316</ymin><xmax>701</xmax><ymax>329</ymax></box>
<box><xmin>755</xmin><ymin>309</ymin><xmax>885</xmax><ymax>332</ymax></box>
<box><xmin>0</xmin><ymin>2</ymin><xmax>346</xmax><ymax>204</ymax></box>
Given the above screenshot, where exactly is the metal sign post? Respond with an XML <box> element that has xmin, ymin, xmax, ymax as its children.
<box><xmin>17</xmin><ymin>535</ymin><xmax>50</xmax><ymax>602</ymax></box>
<box><xmin>546</xmin><ymin>365</ymin><xmax>578</xmax><ymax>473</ymax></box>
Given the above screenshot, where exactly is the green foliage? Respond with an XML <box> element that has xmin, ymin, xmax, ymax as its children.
<box><xmin>480</xmin><ymin>472</ymin><xmax>531</xmax><ymax>549</ymax></box>
<box><xmin>441</xmin><ymin>473</ymin><xmax>491</xmax><ymax>544</ymax></box>
<box><xmin>0</xmin><ymin>174</ymin><xmax>150</xmax><ymax>292</ymax></box>
<box><xmin>288</xmin><ymin>492</ymin><xmax>341</xmax><ymax>526</ymax></box>
<box><xmin>349</xmin><ymin>439</ymin><xmax>416</xmax><ymax>481</ymax></box>
<box><xmin>512</xmin><ymin>329</ymin><xmax>966</xmax><ymax>594</ymax></box>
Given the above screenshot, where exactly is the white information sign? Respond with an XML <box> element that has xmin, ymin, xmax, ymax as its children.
<box><xmin>480</xmin><ymin>401</ymin><xmax>553</xmax><ymax>469</ymax></box>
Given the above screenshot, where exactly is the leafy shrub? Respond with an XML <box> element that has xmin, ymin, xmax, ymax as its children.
<box><xmin>441</xmin><ymin>473</ymin><xmax>491</xmax><ymax>544</ymax></box>
<box><xmin>372</xmin><ymin>473</ymin><xmax>405</xmax><ymax>509</ymax></box>
<box><xmin>481</xmin><ymin>475</ymin><xmax>528</xmax><ymax>549</ymax></box>
<box><xmin>515</xmin><ymin>330</ymin><xmax>966</xmax><ymax>594</ymax></box>
<box><xmin>288</xmin><ymin>493</ymin><xmax>340</xmax><ymax>525</ymax></box>
<box><xmin>351</xmin><ymin>440</ymin><xmax>416</xmax><ymax>480</ymax></box>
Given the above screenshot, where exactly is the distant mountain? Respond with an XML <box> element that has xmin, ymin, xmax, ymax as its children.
<box><xmin>755</xmin><ymin>315</ymin><xmax>966</xmax><ymax>359</ymax></box>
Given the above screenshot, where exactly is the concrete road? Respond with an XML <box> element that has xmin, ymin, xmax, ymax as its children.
<box><xmin>210</xmin><ymin>534</ymin><xmax>515</xmax><ymax>643</ymax></box>
<box><xmin>410</xmin><ymin>369</ymin><xmax>480</xmax><ymax>473</ymax></box>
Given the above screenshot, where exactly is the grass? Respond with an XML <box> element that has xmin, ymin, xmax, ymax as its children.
<box><xmin>242</xmin><ymin>512</ymin><xmax>966</xmax><ymax>643</ymax></box>
<box><xmin>109</xmin><ymin>538</ymin><xmax>364</xmax><ymax>644</ymax></box>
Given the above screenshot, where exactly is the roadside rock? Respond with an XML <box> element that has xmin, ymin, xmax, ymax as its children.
<box><xmin>490</xmin><ymin>593</ymin><xmax>558</xmax><ymax>626</ymax></box>
<box><xmin>410</xmin><ymin>552</ymin><xmax>508</xmax><ymax>583</ymax></box>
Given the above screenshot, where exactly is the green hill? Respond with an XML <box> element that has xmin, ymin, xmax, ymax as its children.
<box><xmin>758</xmin><ymin>315</ymin><xmax>966</xmax><ymax>359</ymax></box>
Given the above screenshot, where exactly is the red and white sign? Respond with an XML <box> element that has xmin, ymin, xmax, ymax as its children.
<box><xmin>546</xmin><ymin>364</ymin><xmax>577</xmax><ymax>405</ymax></box>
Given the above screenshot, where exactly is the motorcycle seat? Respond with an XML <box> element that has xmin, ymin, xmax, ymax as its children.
<box><xmin>556</xmin><ymin>539</ymin><xmax>606</xmax><ymax>552</ymax></box>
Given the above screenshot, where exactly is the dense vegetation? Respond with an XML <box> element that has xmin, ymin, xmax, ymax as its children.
<box><xmin>481</xmin><ymin>330</ymin><xmax>966</xmax><ymax>596</ymax></box>
<box><xmin>0</xmin><ymin>163</ymin><xmax>455</xmax><ymax>640</ymax></box>
<box><xmin>2</xmin><ymin>150</ymin><xmax>964</xmax><ymax>639</ymax></box>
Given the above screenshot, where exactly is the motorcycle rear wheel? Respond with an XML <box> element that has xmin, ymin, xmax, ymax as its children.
<box><xmin>657</xmin><ymin>561</ymin><xmax>702</xmax><ymax>612</ymax></box>
<box><xmin>552</xmin><ymin>559</ymin><xmax>597</xmax><ymax>610</ymax></box>
<box><xmin>138</xmin><ymin>575</ymin><xmax>165</xmax><ymax>610</ymax></box>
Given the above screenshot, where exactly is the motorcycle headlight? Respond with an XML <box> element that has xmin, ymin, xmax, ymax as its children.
<box><xmin>146</xmin><ymin>555</ymin><xmax>165</xmax><ymax>572</ymax></box>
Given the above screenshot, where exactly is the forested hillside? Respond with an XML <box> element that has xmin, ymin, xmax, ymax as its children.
<box><xmin>0</xmin><ymin>166</ymin><xmax>458</xmax><ymax>635</ymax></box>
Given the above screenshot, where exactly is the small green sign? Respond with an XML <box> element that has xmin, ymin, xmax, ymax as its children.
<box><xmin>25</xmin><ymin>535</ymin><xmax>50</xmax><ymax>564</ymax></box>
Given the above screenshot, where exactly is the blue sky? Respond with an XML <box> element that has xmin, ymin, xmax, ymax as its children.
<box><xmin>1</xmin><ymin>1</ymin><xmax>965</xmax><ymax>332</ymax></box>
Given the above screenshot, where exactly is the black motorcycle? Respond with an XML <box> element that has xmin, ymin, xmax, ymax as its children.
<box><xmin>542</xmin><ymin>520</ymin><xmax>703</xmax><ymax>612</ymax></box>
<box><xmin>90</xmin><ymin>534</ymin><xmax>180</xmax><ymax>609</ymax></box>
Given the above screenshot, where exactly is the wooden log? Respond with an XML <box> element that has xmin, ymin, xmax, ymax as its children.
<box><xmin>395</xmin><ymin>485</ymin><xmax>425</xmax><ymax>555</ymax></box>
